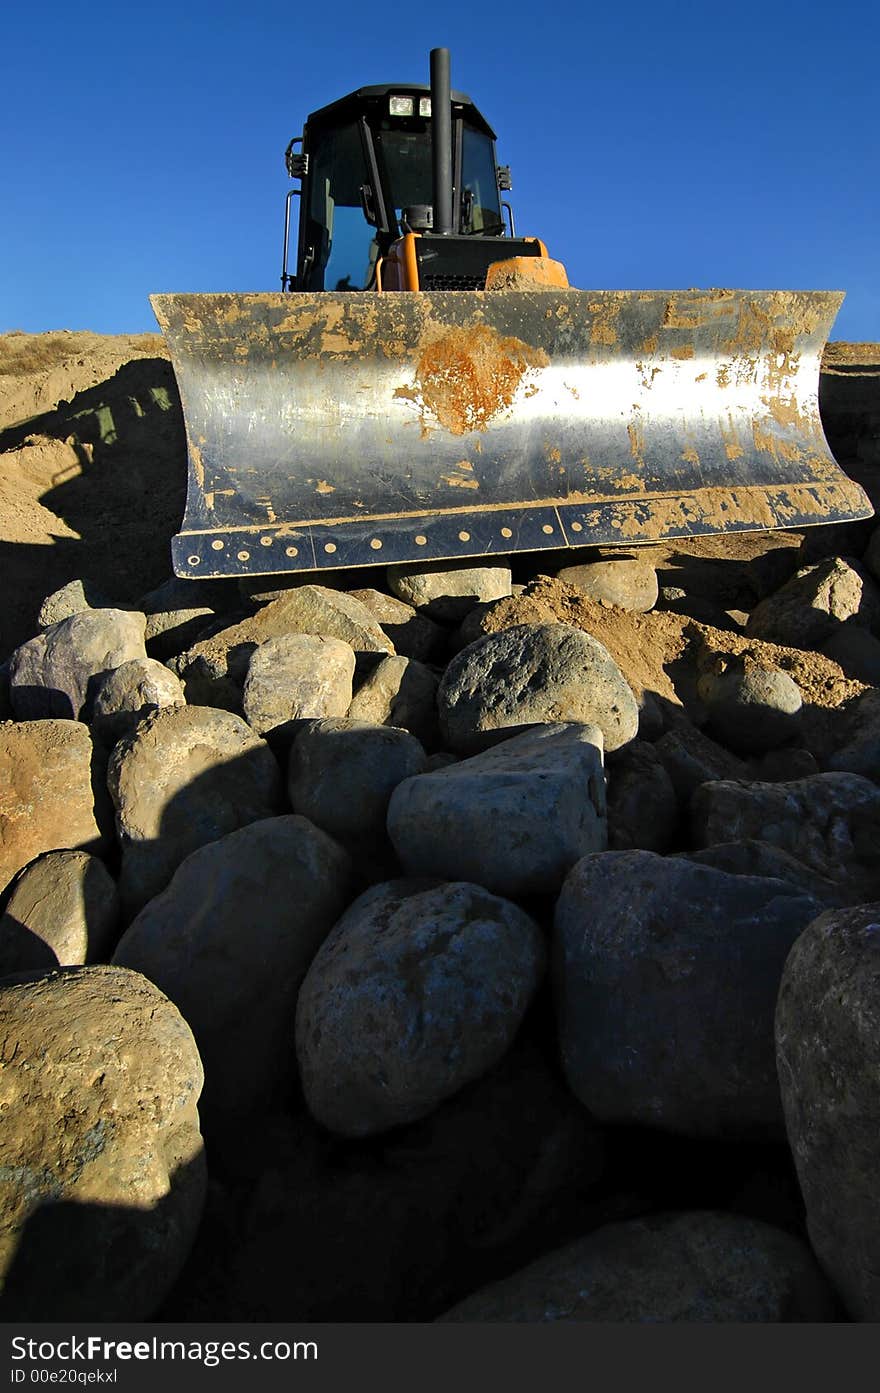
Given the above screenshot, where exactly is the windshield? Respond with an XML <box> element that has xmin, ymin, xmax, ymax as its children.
<box><xmin>374</xmin><ymin>122</ymin><xmax>433</xmax><ymax>215</ymax></box>
<box><xmin>305</xmin><ymin>119</ymin><xmax>379</xmax><ymax>289</ymax></box>
<box><xmin>460</xmin><ymin>124</ymin><xmax>503</xmax><ymax>235</ymax></box>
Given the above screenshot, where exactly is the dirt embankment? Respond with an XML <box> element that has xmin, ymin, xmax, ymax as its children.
<box><xmin>0</xmin><ymin>331</ymin><xmax>184</xmax><ymax>657</ymax></box>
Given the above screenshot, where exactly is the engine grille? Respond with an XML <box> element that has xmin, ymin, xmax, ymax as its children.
<box><xmin>420</xmin><ymin>273</ymin><xmax>486</xmax><ymax>290</ymax></box>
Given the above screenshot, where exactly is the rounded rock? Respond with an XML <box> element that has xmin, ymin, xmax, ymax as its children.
<box><xmin>107</xmin><ymin>704</ymin><xmax>283</xmax><ymax>913</ymax></box>
<box><xmin>114</xmin><ymin>816</ymin><xmax>352</xmax><ymax>1123</ymax></box>
<box><xmin>288</xmin><ymin>718</ymin><xmax>427</xmax><ymax>848</ymax></box>
<box><xmin>554</xmin><ymin>850</ymin><xmax>823</xmax><ymax>1136</ymax></box>
<box><xmin>776</xmin><ymin>902</ymin><xmax>880</xmax><ymax>1319</ymax></box>
<box><xmin>556</xmin><ymin>559</ymin><xmax>658</xmax><ymax>612</ymax></box>
<box><xmin>243</xmin><ymin>633</ymin><xmax>356</xmax><ymax>736</ymax></box>
<box><xmin>296</xmin><ymin>879</ymin><xmax>545</xmax><ymax>1136</ymax></box>
<box><xmin>387</xmin><ymin>563</ymin><xmax>512</xmax><ymax>623</ymax></box>
<box><xmin>438</xmin><ymin>623</ymin><xmax>638</xmax><ymax>754</ymax></box>
<box><xmin>440</xmin><ymin>1211</ymin><xmax>836</xmax><ymax>1321</ymax></box>
<box><xmin>696</xmin><ymin>652</ymin><xmax>802</xmax><ymax>756</ymax></box>
<box><xmin>91</xmin><ymin>658</ymin><xmax>185</xmax><ymax>741</ymax></box>
<box><xmin>0</xmin><ymin>850</ymin><xmax>119</xmax><ymax>971</ymax></box>
<box><xmin>0</xmin><ymin>965</ymin><xmax>205</xmax><ymax>1319</ymax></box>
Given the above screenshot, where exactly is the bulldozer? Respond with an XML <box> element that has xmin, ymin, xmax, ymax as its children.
<box><xmin>152</xmin><ymin>49</ymin><xmax>872</xmax><ymax>581</ymax></box>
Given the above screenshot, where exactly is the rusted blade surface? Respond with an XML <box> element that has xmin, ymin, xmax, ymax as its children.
<box><xmin>151</xmin><ymin>288</ymin><xmax>873</xmax><ymax>578</ymax></box>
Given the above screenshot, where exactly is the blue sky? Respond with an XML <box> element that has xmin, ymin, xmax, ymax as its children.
<box><xmin>2</xmin><ymin>0</ymin><xmax>877</xmax><ymax>340</ymax></box>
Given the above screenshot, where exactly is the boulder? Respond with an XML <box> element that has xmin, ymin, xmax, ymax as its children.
<box><xmin>554</xmin><ymin>850</ymin><xmax>823</xmax><ymax>1136</ymax></box>
<box><xmin>556</xmin><ymin>559</ymin><xmax>658</xmax><ymax>612</ymax></box>
<box><xmin>388</xmin><ymin>723</ymin><xmax>607</xmax><ymax>898</ymax></box>
<box><xmin>223</xmin><ymin>1037</ymin><xmax>604</xmax><ymax>1320</ymax></box>
<box><xmin>683</xmin><ymin>841</ymin><xmax>843</xmax><ymax>907</ymax></box>
<box><xmin>0</xmin><ymin>965</ymin><xmax>205</xmax><ymax>1319</ymax></box>
<box><xmin>107</xmin><ymin>705</ymin><xmax>283</xmax><ymax>913</ymax></box>
<box><xmin>690</xmin><ymin>772</ymin><xmax>880</xmax><ymax>901</ymax></box>
<box><xmin>242</xmin><ymin>633</ymin><xmax>355</xmax><ymax>737</ymax></box>
<box><xmin>288</xmin><ymin>719</ymin><xmax>426</xmax><ymax>857</ymax></box>
<box><xmin>696</xmin><ymin>652</ymin><xmax>802</xmax><ymax>756</ymax></box>
<box><xmin>347</xmin><ymin>589</ymin><xmax>444</xmax><ymax>661</ymax></box>
<box><xmin>439</xmin><ymin>1211</ymin><xmax>836</xmax><ymax>1321</ymax></box>
<box><xmin>606</xmin><ymin>741</ymin><xmax>679</xmax><ymax>852</ymax></box>
<box><xmin>776</xmin><ymin>902</ymin><xmax>880</xmax><ymax>1320</ymax></box>
<box><xmin>824</xmin><ymin>689</ymin><xmax>880</xmax><ymax>783</ymax></box>
<box><xmin>654</xmin><ymin>722</ymin><xmax>749</xmax><ymax>801</ymax></box>
<box><xmin>387</xmin><ymin>562</ymin><xmax>512</xmax><ymax>623</ymax></box>
<box><xmin>0</xmin><ymin>850</ymin><xmax>119</xmax><ymax>972</ymax></box>
<box><xmin>347</xmin><ymin>653</ymin><xmax>438</xmax><ymax>747</ymax></box>
<box><xmin>438</xmin><ymin>623</ymin><xmax>638</xmax><ymax>755</ymax></box>
<box><xmin>296</xmin><ymin>879</ymin><xmax>545</xmax><ymax>1136</ymax></box>
<box><xmin>114</xmin><ymin>817</ymin><xmax>351</xmax><ymax>1124</ymax></box>
<box><xmin>138</xmin><ymin>576</ymin><xmax>227</xmax><ymax>660</ymax></box>
<box><xmin>820</xmin><ymin>623</ymin><xmax>880</xmax><ymax>686</ymax></box>
<box><xmin>9</xmin><ymin>609</ymin><xmax>148</xmax><ymax>721</ymax></box>
<box><xmin>0</xmin><ymin>720</ymin><xmax>109</xmax><ymax>896</ymax></box>
<box><xmin>90</xmin><ymin>658</ymin><xmax>185</xmax><ymax>741</ymax></box>
<box><xmin>37</xmin><ymin>578</ymin><xmax>111</xmax><ymax>630</ymax></box>
<box><xmin>174</xmin><ymin>585</ymin><xmax>392</xmax><ymax>690</ymax></box>
<box><xmin>746</xmin><ymin>557</ymin><xmax>880</xmax><ymax>649</ymax></box>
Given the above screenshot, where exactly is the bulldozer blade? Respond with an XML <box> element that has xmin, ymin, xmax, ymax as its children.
<box><xmin>151</xmin><ymin>288</ymin><xmax>872</xmax><ymax>579</ymax></box>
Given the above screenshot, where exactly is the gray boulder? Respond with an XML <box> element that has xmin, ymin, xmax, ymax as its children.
<box><xmin>107</xmin><ymin>705</ymin><xmax>283</xmax><ymax>913</ymax></box>
<box><xmin>0</xmin><ymin>850</ymin><xmax>119</xmax><ymax>972</ymax></box>
<box><xmin>0</xmin><ymin>720</ymin><xmax>110</xmax><ymax>896</ymax></box>
<box><xmin>9</xmin><ymin>609</ymin><xmax>147</xmax><ymax>720</ymax></box>
<box><xmin>0</xmin><ymin>965</ymin><xmax>205</xmax><ymax>1319</ymax></box>
<box><xmin>227</xmin><ymin>1035</ymin><xmax>604</xmax><ymax>1321</ymax></box>
<box><xmin>90</xmin><ymin>658</ymin><xmax>185</xmax><ymax>741</ymax></box>
<box><xmin>387</xmin><ymin>562</ymin><xmax>512</xmax><ymax>623</ymax></box>
<box><xmin>174</xmin><ymin>585</ymin><xmax>392</xmax><ymax>691</ymax></box>
<box><xmin>746</xmin><ymin>556</ymin><xmax>880</xmax><ymax>648</ymax></box>
<box><xmin>114</xmin><ymin>816</ymin><xmax>351</xmax><ymax>1124</ymax></box>
<box><xmin>554</xmin><ymin>850</ymin><xmax>823</xmax><ymax>1136</ymax></box>
<box><xmin>296</xmin><ymin>879</ymin><xmax>545</xmax><ymax>1136</ymax></box>
<box><xmin>37</xmin><ymin>579</ymin><xmax>112</xmax><ymax>630</ymax></box>
<box><xmin>824</xmin><ymin>689</ymin><xmax>880</xmax><ymax>783</ymax></box>
<box><xmin>242</xmin><ymin>633</ymin><xmax>356</xmax><ymax>737</ymax></box>
<box><xmin>691</xmin><ymin>772</ymin><xmax>880</xmax><ymax>901</ymax></box>
<box><xmin>288</xmin><ymin>719</ymin><xmax>426</xmax><ymax>857</ymax></box>
<box><xmin>348</xmin><ymin>653</ymin><xmax>438</xmax><ymax>747</ymax></box>
<box><xmin>556</xmin><ymin>558</ymin><xmax>658</xmax><ymax>612</ymax></box>
<box><xmin>606</xmin><ymin>741</ymin><xmax>679</xmax><ymax>852</ymax></box>
<box><xmin>138</xmin><ymin>577</ymin><xmax>227</xmax><ymax>660</ymax></box>
<box><xmin>820</xmin><ymin>623</ymin><xmax>880</xmax><ymax>686</ymax></box>
<box><xmin>439</xmin><ymin>1211</ymin><xmax>836</xmax><ymax>1321</ymax></box>
<box><xmin>683</xmin><ymin>841</ymin><xmax>843</xmax><ymax>907</ymax></box>
<box><xmin>347</xmin><ymin>589</ymin><xmax>444</xmax><ymax>661</ymax></box>
<box><xmin>696</xmin><ymin>653</ymin><xmax>802</xmax><ymax>756</ymax></box>
<box><xmin>654</xmin><ymin>722</ymin><xmax>749</xmax><ymax>801</ymax></box>
<box><xmin>438</xmin><ymin>623</ymin><xmax>638</xmax><ymax>755</ymax></box>
<box><xmin>776</xmin><ymin>902</ymin><xmax>880</xmax><ymax>1320</ymax></box>
<box><xmin>388</xmin><ymin>723</ymin><xmax>607</xmax><ymax>898</ymax></box>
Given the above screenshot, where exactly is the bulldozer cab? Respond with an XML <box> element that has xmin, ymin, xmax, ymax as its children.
<box><xmin>286</xmin><ymin>85</ymin><xmax>507</xmax><ymax>291</ymax></box>
<box><xmin>151</xmin><ymin>47</ymin><xmax>872</xmax><ymax>582</ymax></box>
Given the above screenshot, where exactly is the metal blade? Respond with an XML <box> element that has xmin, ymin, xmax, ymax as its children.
<box><xmin>150</xmin><ymin>288</ymin><xmax>872</xmax><ymax>578</ymax></box>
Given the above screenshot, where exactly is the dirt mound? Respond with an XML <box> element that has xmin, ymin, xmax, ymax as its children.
<box><xmin>0</xmin><ymin>332</ymin><xmax>184</xmax><ymax>658</ymax></box>
<box><xmin>478</xmin><ymin>576</ymin><xmax>868</xmax><ymax>758</ymax></box>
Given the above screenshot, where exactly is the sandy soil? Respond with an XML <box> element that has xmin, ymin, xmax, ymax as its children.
<box><xmin>0</xmin><ymin>332</ymin><xmax>185</xmax><ymax>657</ymax></box>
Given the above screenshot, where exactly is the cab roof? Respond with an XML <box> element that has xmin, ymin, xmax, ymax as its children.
<box><xmin>305</xmin><ymin>84</ymin><xmax>496</xmax><ymax>139</ymax></box>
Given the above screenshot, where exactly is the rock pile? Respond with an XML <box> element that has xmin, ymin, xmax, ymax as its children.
<box><xmin>2</xmin><ymin>406</ymin><xmax>880</xmax><ymax>1318</ymax></box>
